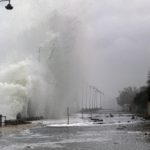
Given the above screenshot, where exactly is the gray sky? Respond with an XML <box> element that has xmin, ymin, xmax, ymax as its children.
<box><xmin>80</xmin><ymin>0</ymin><xmax>150</xmax><ymax>107</ymax></box>
<box><xmin>0</xmin><ymin>0</ymin><xmax>150</xmax><ymax>108</ymax></box>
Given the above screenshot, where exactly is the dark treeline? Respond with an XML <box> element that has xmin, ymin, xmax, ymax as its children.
<box><xmin>116</xmin><ymin>71</ymin><xmax>150</xmax><ymax>117</ymax></box>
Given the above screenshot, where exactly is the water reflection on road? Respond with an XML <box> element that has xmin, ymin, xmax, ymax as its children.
<box><xmin>0</xmin><ymin>111</ymin><xmax>150</xmax><ymax>150</ymax></box>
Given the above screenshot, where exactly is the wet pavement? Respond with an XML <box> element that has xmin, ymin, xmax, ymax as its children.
<box><xmin>0</xmin><ymin>112</ymin><xmax>150</xmax><ymax>150</ymax></box>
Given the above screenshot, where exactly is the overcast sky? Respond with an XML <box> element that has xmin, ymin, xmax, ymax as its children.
<box><xmin>0</xmin><ymin>0</ymin><xmax>150</xmax><ymax>108</ymax></box>
<box><xmin>80</xmin><ymin>0</ymin><xmax>150</xmax><ymax>107</ymax></box>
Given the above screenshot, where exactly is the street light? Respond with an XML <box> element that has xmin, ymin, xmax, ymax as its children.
<box><xmin>95</xmin><ymin>89</ymin><xmax>104</xmax><ymax>109</ymax></box>
<box><xmin>90</xmin><ymin>86</ymin><xmax>104</xmax><ymax>109</ymax></box>
<box><xmin>0</xmin><ymin>0</ymin><xmax>13</xmax><ymax>10</ymax></box>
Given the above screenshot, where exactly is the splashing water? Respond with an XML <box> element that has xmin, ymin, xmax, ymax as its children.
<box><xmin>0</xmin><ymin>59</ymin><xmax>48</xmax><ymax>119</ymax></box>
<box><xmin>0</xmin><ymin>0</ymin><xmax>90</xmax><ymax>119</ymax></box>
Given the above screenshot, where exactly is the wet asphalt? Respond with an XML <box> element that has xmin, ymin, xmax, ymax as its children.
<box><xmin>0</xmin><ymin>113</ymin><xmax>150</xmax><ymax>150</ymax></box>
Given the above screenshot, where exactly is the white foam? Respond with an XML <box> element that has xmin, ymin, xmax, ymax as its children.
<box><xmin>0</xmin><ymin>141</ymin><xmax>63</xmax><ymax>150</ymax></box>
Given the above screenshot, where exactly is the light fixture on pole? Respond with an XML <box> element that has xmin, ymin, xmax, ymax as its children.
<box><xmin>0</xmin><ymin>0</ymin><xmax>13</xmax><ymax>10</ymax></box>
<box><xmin>95</xmin><ymin>88</ymin><xmax>104</xmax><ymax>109</ymax></box>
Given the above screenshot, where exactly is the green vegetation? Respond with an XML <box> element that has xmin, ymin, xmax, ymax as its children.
<box><xmin>116</xmin><ymin>71</ymin><xmax>150</xmax><ymax>116</ymax></box>
<box><xmin>133</xmin><ymin>86</ymin><xmax>148</xmax><ymax>114</ymax></box>
<box><xmin>116</xmin><ymin>87</ymin><xmax>138</xmax><ymax>110</ymax></box>
<box><xmin>147</xmin><ymin>71</ymin><xmax>150</xmax><ymax>100</ymax></box>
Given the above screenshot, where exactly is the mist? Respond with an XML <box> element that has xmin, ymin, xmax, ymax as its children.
<box><xmin>0</xmin><ymin>0</ymin><xmax>150</xmax><ymax>118</ymax></box>
<box><xmin>0</xmin><ymin>0</ymin><xmax>85</xmax><ymax>119</ymax></box>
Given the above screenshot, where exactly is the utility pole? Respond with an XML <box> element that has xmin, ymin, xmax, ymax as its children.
<box><xmin>99</xmin><ymin>93</ymin><xmax>101</xmax><ymax>109</ymax></box>
<box><xmin>89</xmin><ymin>86</ymin><xmax>91</xmax><ymax>110</ymax></box>
<box><xmin>93</xmin><ymin>87</ymin><xmax>97</xmax><ymax>110</ymax></box>
<box><xmin>67</xmin><ymin>107</ymin><xmax>69</xmax><ymax>125</ymax></box>
<box><xmin>81</xmin><ymin>87</ymin><xmax>84</xmax><ymax>119</ymax></box>
<box><xmin>92</xmin><ymin>88</ymin><xmax>95</xmax><ymax>111</ymax></box>
<box><xmin>95</xmin><ymin>88</ymin><xmax>104</xmax><ymax>109</ymax></box>
<box><xmin>85</xmin><ymin>85</ymin><xmax>88</xmax><ymax>111</ymax></box>
<box><xmin>89</xmin><ymin>86</ymin><xmax>93</xmax><ymax>118</ymax></box>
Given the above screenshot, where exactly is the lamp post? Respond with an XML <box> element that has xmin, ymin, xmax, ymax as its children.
<box><xmin>0</xmin><ymin>0</ymin><xmax>13</xmax><ymax>10</ymax></box>
<box><xmin>95</xmin><ymin>88</ymin><xmax>104</xmax><ymax>109</ymax></box>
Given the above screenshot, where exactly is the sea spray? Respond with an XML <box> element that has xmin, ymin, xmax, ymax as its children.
<box><xmin>0</xmin><ymin>59</ymin><xmax>51</xmax><ymax>119</ymax></box>
<box><xmin>0</xmin><ymin>0</ymin><xmax>88</xmax><ymax>119</ymax></box>
<box><xmin>0</xmin><ymin>60</ymin><xmax>32</xmax><ymax>119</ymax></box>
<box><xmin>0</xmin><ymin>12</ymin><xmax>81</xmax><ymax>119</ymax></box>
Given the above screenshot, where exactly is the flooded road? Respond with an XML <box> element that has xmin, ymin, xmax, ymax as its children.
<box><xmin>0</xmin><ymin>112</ymin><xmax>150</xmax><ymax>150</ymax></box>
